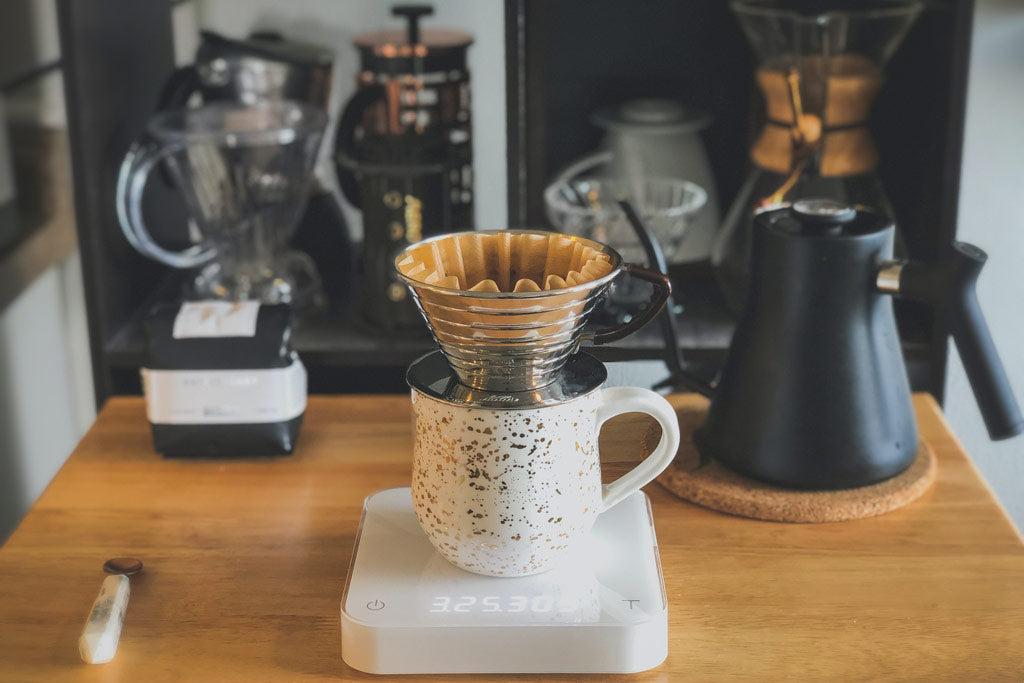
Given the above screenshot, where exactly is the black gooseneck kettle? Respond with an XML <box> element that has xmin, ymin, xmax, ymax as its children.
<box><xmin>694</xmin><ymin>199</ymin><xmax>1022</xmax><ymax>490</ymax></box>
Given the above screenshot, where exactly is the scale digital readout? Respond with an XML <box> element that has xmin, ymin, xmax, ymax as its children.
<box><xmin>340</xmin><ymin>488</ymin><xmax>668</xmax><ymax>674</ymax></box>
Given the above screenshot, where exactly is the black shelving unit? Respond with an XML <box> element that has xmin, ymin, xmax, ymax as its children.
<box><xmin>60</xmin><ymin>0</ymin><xmax>972</xmax><ymax>406</ymax></box>
<box><xmin>506</xmin><ymin>0</ymin><xmax>973</xmax><ymax>402</ymax></box>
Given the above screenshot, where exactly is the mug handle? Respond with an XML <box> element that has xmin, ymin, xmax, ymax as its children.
<box><xmin>584</xmin><ymin>264</ymin><xmax>672</xmax><ymax>345</ymax></box>
<box><xmin>597</xmin><ymin>386</ymin><xmax>680</xmax><ymax>511</ymax></box>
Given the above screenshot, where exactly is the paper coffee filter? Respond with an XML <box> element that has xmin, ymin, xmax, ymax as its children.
<box><xmin>397</xmin><ymin>232</ymin><xmax>614</xmax><ymax>294</ymax></box>
<box><xmin>395</xmin><ymin>230</ymin><xmax>622</xmax><ymax>392</ymax></box>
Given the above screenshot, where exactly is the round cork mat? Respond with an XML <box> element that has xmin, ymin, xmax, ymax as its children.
<box><xmin>651</xmin><ymin>402</ymin><xmax>938</xmax><ymax>523</ymax></box>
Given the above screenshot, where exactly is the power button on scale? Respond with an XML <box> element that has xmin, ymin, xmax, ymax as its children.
<box><xmin>366</xmin><ymin>599</ymin><xmax>385</xmax><ymax>611</ymax></box>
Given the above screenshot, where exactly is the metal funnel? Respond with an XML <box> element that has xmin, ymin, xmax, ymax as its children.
<box><xmin>395</xmin><ymin>230</ymin><xmax>623</xmax><ymax>392</ymax></box>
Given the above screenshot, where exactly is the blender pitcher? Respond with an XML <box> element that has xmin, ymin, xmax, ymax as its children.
<box><xmin>116</xmin><ymin>101</ymin><xmax>327</xmax><ymax>307</ymax></box>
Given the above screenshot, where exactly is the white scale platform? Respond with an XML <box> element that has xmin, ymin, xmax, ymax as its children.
<box><xmin>340</xmin><ymin>487</ymin><xmax>667</xmax><ymax>675</ymax></box>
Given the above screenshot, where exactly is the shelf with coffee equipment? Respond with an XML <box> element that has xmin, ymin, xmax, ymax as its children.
<box><xmin>99</xmin><ymin>259</ymin><xmax>935</xmax><ymax>397</ymax></box>
<box><xmin>60</xmin><ymin>0</ymin><xmax>971</xmax><ymax>404</ymax></box>
<box><xmin>505</xmin><ymin>0</ymin><xmax>973</xmax><ymax>409</ymax></box>
<box><xmin>100</xmin><ymin>261</ymin><xmax>737</xmax><ymax>392</ymax></box>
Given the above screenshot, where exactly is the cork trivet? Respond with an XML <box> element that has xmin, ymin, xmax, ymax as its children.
<box><xmin>651</xmin><ymin>402</ymin><xmax>938</xmax><ymax>523</ymax></box>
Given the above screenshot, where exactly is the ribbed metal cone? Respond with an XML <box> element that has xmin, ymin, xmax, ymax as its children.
<box><xmin>395</xmin><ymin>230</ymin><xmax>622</xmax><ymax>392</ymax></box>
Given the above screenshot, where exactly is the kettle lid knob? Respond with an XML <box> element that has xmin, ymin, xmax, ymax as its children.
<box><xmin>792</xmin><ymin>198</ymin><xmax>858</xmax><ymax>225</ymax></box>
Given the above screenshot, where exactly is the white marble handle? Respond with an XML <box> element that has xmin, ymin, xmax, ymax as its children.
<box><xmin>79</xmin><ymin>574</ymin><xmax>130</xmax><ymax>664</ymax></box>
<box><xmin>597</xmin><ymin>386</ymin><xmax>681</xmax><ymax>511</ymax></box>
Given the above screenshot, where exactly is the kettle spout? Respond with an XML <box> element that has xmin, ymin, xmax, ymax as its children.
<box><xmin>879</xmin><ymin>243</ymin><xmax>1024</xmax><ymax>440</ymax></box>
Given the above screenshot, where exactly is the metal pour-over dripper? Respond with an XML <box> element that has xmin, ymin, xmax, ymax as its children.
<box><xmin>395</xmin><ymin>230</ymin><xmax>670</xmax><ymax>393</ymax></box>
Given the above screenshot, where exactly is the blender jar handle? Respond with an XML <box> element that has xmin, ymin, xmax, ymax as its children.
<box><xmin>586</xmin><ymin>264</ymin><xmax>672</xmax><ymax>345</ymax></box>
<box><xmin>115</xmin><ymin>138</ymin><xmax>217</xmax><ymax>269</ymax></box>
<box><xmin>596</xmin><ymin>386</ymin><xmax>680</xmax><ymax>511</ymax></box>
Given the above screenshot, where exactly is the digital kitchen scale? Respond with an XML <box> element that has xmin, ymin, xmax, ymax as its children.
<box><xmin>340</xmin><ymin>488</ymin><xmax>667</xmax><ymax>675</ymax></box>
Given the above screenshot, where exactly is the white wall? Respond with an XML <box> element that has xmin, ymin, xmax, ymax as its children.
<box><xmin>191</xmin><ymin>0</ymin><xmax>508</xmax><ymax>235</ymax></box>
<box><xmin>0</xmin><ymin>253</ymin><xmax>95</xmax><ymax>540</ymax></box>
<box><xmin>0</xmin><ymin>0</ymin><xmax>94</xmax><ymax>541</ymax></box>
<box><xmin>946</xmin><ymin>0</ymin><xmax>1024</xmax><ymax>532</ymax></box>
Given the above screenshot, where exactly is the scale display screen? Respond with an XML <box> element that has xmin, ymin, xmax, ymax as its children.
<box><xmin>426</xmin><ymin>594</ymin><xmax>580</xmax><ymax>613</ymax></box>
<box><xmin>342</xmin><ymin>488</ymin><xmax>664</xmax><ymax>627</ymax></box>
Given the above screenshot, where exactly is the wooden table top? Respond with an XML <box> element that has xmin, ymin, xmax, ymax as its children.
<box><xmin>1</xmin><ymin>394</ymin><xmax>1022</xmax><ymax>681</ymax></box>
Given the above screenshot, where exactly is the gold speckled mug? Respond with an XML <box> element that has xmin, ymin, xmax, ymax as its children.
<box><xmin>409</xmin><ymin>353</ymin><xmax>679</xmax><ymax>577</ymax></box>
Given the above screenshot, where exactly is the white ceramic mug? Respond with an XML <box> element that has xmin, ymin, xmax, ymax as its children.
<box><xmin>411</xmin><ymin>385</ymin><xmax>680</xmax><ymax>577</ymax></box>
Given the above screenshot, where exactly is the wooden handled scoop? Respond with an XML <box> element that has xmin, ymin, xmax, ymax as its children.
<box><xmin>79</xmin><ymin>558</ymin><xmax>143</xmax><ymax>664</ymax></box>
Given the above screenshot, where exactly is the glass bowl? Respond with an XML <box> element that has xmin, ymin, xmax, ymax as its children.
<box><xmin>543</xmin><ymin>176</ymin><xmax>707</xmax><ymax>264</ymax></box>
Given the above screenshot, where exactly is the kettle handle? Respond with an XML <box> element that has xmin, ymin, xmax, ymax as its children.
<box><xmin>880</xmin><ymin>243</ymin><xmax>1024</xmax><ymax>440</ymax></box>
<box><xmin>333</xmin><ymin>84</ymin><xmax>387</xmax><ymax>209</ymax></box>
<box><xmin>584</xmin><ymin>264</ymin><xmax>671</xmax><ymax>346</ymax></box>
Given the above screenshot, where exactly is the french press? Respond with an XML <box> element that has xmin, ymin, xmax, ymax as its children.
<box><xmin>335</xmin><ymin>5</ymin><xmax>474</xmax><ymax>331</ymax></box>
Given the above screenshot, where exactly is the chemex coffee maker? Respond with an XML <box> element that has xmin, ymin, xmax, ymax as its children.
<box><xmin>713</xmin><ymin>0</ymin><xmax>923</xmax><ymax>311</ymax></box>
<box><xmin>334</xmin><ymin>5</ymin><xmax>475</xmax><ymax>331</ymax></box>
<box><xmin>696</xmin><ymin>199</ymin><xmax>1023</xmax><ymax>490</ymax></box>
<box><xmin>341</xmin><ymin>231</ymin><xmax>681</xmax><ymax>675</ymax></box>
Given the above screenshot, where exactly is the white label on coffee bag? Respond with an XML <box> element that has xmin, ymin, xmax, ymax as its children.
<box><xmin>141</xmin><ymin>360</ymin><xmax>306</xmax><ymax>425</ymax></box>
<box><xmin>172</xmin><ymin>301</ymin><xmax>261</xmax><ymax>339</ymax></box>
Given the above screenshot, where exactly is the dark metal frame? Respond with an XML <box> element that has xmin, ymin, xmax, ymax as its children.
<box><xmin>58</xmin><ymin>0</ymin><xmax>177</xmax><ymax>407</ymax></box>
<box><xmin>502</xmin><ymin>0</ymin><xmax>977</xmax><ymax>402</ymax></box>
<box><xmin>928</xmin><ymin>0</ymin><xmax>976</xmax><ymax>402</ymax></box>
